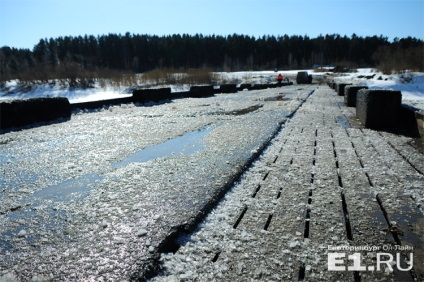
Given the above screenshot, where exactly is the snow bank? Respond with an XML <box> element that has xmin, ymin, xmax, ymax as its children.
<box><xmin>0</xmin><ymin>80</ymin><xmax>132</xmax><ymax>104</ymax></box>
<box><xmin>363</xmin><ymin>73</ymin><xmax>424</xmax><ymax>101</ymax></box>
<box><xmin>332</xmin><ymin>69</ymin><xmax>424</xmax><ymax>110</ymax></box>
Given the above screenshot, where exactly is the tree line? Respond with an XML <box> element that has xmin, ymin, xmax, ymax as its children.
<box><xmin>1</xmin><ymin>33</ymin><xmax>423</xmax><ymax>82</ymax></box>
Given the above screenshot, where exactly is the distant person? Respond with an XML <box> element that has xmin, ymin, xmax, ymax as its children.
<box><xmin>277</xmin><ymin>73</ymin><xmax>283</xmax><ymax>85</ymax></box>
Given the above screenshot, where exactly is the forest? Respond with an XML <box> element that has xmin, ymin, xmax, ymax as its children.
<box><xmin>0</xmin><ymin>33</ymin><xmax>423</xmax><ymax>82</ymax></box>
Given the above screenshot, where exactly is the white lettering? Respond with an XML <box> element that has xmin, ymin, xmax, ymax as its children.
<box><xmin>347</xmin><ymin>253</ymin><xmax>367</xmax><ymax>271</ymax></box>
<box><xmin>396</xmin><ymin>253</ymin><xmax>413</xmax><ymax>271</ymax></box>
<box><xmin>328</xmin><ymin>253</ymin><xmax>346</xmax><ymax>271</ymax></box>
<box><xmin>377</xmin><ymin>253</ymin><xmax>393</xmax><ymax>272</ymax></box>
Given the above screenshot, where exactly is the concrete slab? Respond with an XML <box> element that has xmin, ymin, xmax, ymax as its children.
<box><xmin>153</xmin><ymin>85</ymin><xmax>423</xmax><ymax>281</ymax></box>
<box><xmin>1</xmin><ymin>85</ymin><xmax>422</xmax><ymax>281</ymax></box>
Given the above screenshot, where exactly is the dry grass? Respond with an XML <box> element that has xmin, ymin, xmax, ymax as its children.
<box><xmin>373</xmin><ymin>46</ymin><xmax>424</xmax><ymax>74</ymax></box>
<box><xmin>2</xmin><ymin>67</ymin><xmax>218</xmax><ymax>91</ymax></box>
<box><xmin>138</xmin><ymin>68</ymin><xmax>214</xmax><ymax>86</ymax></box>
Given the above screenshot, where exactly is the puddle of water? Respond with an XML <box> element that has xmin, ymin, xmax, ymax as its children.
<box><xmin>1</xmin><ymin>207</ymin><xmax>69</xmax><ymax>254</ymax></box>
<box><xmin>2</xmin><ymin>171</ymin><xmax>39</xmax><ymax>192</ymax></box>
<box><xmin>0</xmin><ymin>235</ymin><xmax>13</xmax><ymax>254</ymax></box>
<box><xmin>336</xmin><ymin>116</ymin><xmax>351</xmax><ymax>128</ymax></box>
<box><xmin>0</xmin><ymin>152</ymin><xmax>10</xmax><ymax>167</ymax></box>
<box><xmin>30</xmin><ymin>126</ymin><xmax>214</xmax><ymax>203</ymax></box>
<box><xmin>112</xmin><ymin>126</ymin><xmax>214</xmax><ymax>167</ymax></box>
<box><xmin>32</xmin><ymin>173</ymin><xmax>104</xmax><ymax>202</ymax></box>
<box><xmin>391</xmin><ymin>202</ymin><xmax>423</xmax><ymax>248</ymax></box>
<box><xmin>226</xmin><ymin>104</ymin><xmax>263</xmax><ymax>116</ymax></box>
<box><xmin>206</xmin><ymin>105</ymin><xmax>264</xmax><ymax>116</ymax></box>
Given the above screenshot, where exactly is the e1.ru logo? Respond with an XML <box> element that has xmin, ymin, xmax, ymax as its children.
<box><xmin>328</xmin><ymin>252</ymin><xmax>413</xmax><ymax>272</ymax></box>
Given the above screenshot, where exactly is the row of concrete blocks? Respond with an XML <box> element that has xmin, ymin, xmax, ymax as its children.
<box><xmin>0</xmin><ymin>82</ymin><xmax>293</xmax><ymax>130</ymax></box>
<box><xmin>67</xmin><ymin>82</ymin><xmax>292</xmax><ymax>108</ymax></box>
<box><xmin>132</xmin><ymin>82</ymin><xmax>293</xmax><ymax>103</ymax></box>
<box><xmin>328</xmin><ymin>81</ymin><xmax>422</xmax><ymax>137</ymax></box>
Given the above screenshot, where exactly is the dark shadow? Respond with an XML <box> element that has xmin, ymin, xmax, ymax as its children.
<box><xmin>0</xmin><ymin>117</ymin><xmax>71</xmax><ymax>135</ymax></box>
<box><xmin>395</xmin><ymin>104</ymin><xmax>421</xmax><ymax>138</ymax></box>
<box><xmin>374</xmin><ymin>105</ymin><xmax>421</xmax><ymax>138</ymax></box>
<box><xmin>345</xmin><ymin>104</ymin><xmax>421</xmax><ymax>139</ymax></box>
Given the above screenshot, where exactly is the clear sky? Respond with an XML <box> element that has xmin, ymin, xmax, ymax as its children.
<box><xmin>1</xmin><ymin>0</ymin><xmax>423</xmax><ymax>50</ymax></box>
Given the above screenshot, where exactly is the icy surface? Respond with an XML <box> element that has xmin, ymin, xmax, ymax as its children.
<box><xmin>0</xmin><ymin>85</ymin><xmax>314</xmax><ymax>280</ymax></box>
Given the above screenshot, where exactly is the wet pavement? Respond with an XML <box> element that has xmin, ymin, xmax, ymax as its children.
<box><xmin>152</xmin><ymin>86</ymin><xmax>424</xmax><ymax>282</ymax></box>
<box><xmin>0</xmin><ymin>86</ymin><xmax>315</xmax><ymax>281</ymax></box>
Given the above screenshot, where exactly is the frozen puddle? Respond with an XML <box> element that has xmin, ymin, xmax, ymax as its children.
<box><xmin>336</xmin><ymin>115</ymin><xmax>351</xmax><ymax>128</ymax></box>
<box><xmin>32</xmin><ymin>173</ymin><xmax>104</xmax><ymax>202</ymax></box>
<box><xmin>112</xmin><ymin>125</ymin><xmax>214</xmax><ymax>168</ymax></box>
<box><xmin>32</xmin><ymin>125</ymin><xmax>215</xmax><ymax>202</ymax></box>
<box><xmin>30</xmin><ymin>126</ymin><xmax>214</xmax><ymax>202</ymax></box>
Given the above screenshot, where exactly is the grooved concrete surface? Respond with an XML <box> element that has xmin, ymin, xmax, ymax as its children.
<box><xmin>154</xmin><ymin>86</ymin><xmax>424</xmax><ymax>281</ymax></box>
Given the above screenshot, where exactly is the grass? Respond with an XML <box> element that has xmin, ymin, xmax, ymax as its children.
<box><xmin>1</xmin><ymin>68</ymin><xmax>219</xmax><ymax>92</ymax></box>
<box><xmin>135</xmin><ymin>68</ymin><xmax>214</xmax><ymax>87</ymax></box>
<box><xmin>100</xmin><ymin>68</ymin><xmax>216</xmax><ymax>89</ymax></box>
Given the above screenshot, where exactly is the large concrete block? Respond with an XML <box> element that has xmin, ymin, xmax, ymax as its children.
<box><xmin>132</xmin><ymin>88</ymin><xmax>171</xmax><ymax>103</ymax></box>
<box><xmin>0</xmin><ymin>97</ymin><xmax>71</xmax><ymax>129</ymax></box>
<box><xmin>397</xmin><ymin>105</ymin><xmax>421</xmax><ymax>137</ymax></box>
<box><xmin>344</xmin><ymin>86</ymin><xmax>368</xmax><ymax>107</ymax></box>
<box><xmin>251</xmin><ymin>84</ymin><xmax>268</xmax><ymax>90</ymax></box>
<box><xmin>336</xmin><ymin>83</ymin><xmax>352</xmax><ymax>96</ymax></box>
<box><xmin>280</xmin><ymin>81</ymin><xmax>293</xmax><ymax>86</ymax></box>
<box><xmin>219</xmin><ymin>84</ymin><xmax>237</xmax><ymax>94</ymax></box>
<box><xmin>188</xmin><ymin>85</ymin><xmax>214</xmax><ymax>98</ymax></box>
<box><xmin>416</xmin><ymin>111</ymin><xmax>424</xmax><ymax>139</ymax></box>
<box><xmin>267</xmin><ymin>83</ymin><xmax>278</xmax><ymax>88</ymax></box>
<box><xmin>238</xmin><ymin>83</ymin><xmax>252</xmax><ymax>91</ymax></box>
<box><xmin>170</xmin><ymin>91</ymin><xmax>189</xmax><ymax>100</ymax></box>
<box><xmin>356</xmin><ymin>89</ymin><xmax>402</xmax><ymax>129</ymax></box>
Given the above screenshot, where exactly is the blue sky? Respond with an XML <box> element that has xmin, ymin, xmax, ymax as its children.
<box><xmin>1</xmin><ymin>0</ymin><xmax>423</xmax><ymax>50</ymax></box>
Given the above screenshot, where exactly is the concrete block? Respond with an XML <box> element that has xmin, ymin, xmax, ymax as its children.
<box><xmin>1</xmin><ymin>97</ymin><xmax>71</xmax><ymax>129</ymax></box>
<box><xmin>251</xmin><ymin>84</ymin><xmax>268</xmax><ymax>90</ymax></box>
<box><xmin>219</xmin><ymin>84</ymin><xmax>238</xmax><ymax>93</ymax></box>
<box><xmin>397</xmin><ymin>105</ymin><xmax>421</xmax><ymax>137</ymax></box>
<box><xmin>188</xmin><ymin>85</ymin><xmax>214</xmax><ymax>98</ymax></box>
<box><xmin>238</xmin><ymin>83</ymin><xmax>252</xmax><ymax>91</ymax></box>
<box><xmin>170</xmin><ymin>91</ymin><xmax>188</xmax><ymax>100</ymax></box>
<box><xmin>356</xmin><ymin>89</ymin><xmax>402</xmax><ymax>129</ymax></box>
<box><xmin>415</xmin><ymin>111</ymin><xmax>424</xmax><ymax>139</ymax></box>
<box><xmin>268</xmin><ymin>83</ymin><xmax>279</xmax><ymax>88</ymax></box>
<box><xmin>280</xmin><ymin>81</ymin><xmax>293</xmax><ymax>86</ymax></box>
<box><xmin>344</xmin><ymin>86</ymin><xmax>368</xmax><ymax>107</ymax></box>
<box><xmin>337</xmin><ymin>83</ymin><xmax>352</xmax><ymax>96</ymax></box>
<box><xmin>132</xmin><ymin>88</ymin><xmax>171</xmax><ymax>103</ymax></box>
